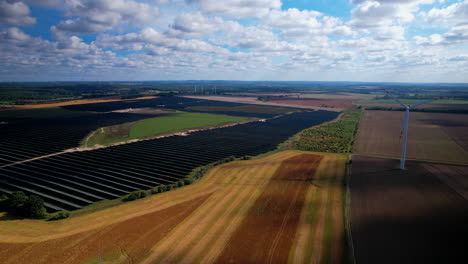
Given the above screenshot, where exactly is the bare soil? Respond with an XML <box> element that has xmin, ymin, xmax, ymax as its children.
<box><xmin>214</xmin><ymin>154</ymin><xmax>322</xmax><ymax>264</ymax></box>
<box><xmin>353</xmin><ymin>111</ymin><xmax>468</xmax><ymax>164</ymax></box>
<box><xmin>269</xmin><ymin>98</ymin><xmax>357</xmax><ymax>109</ymax></box>
<box><xmin>349</xmin><ymin>155</ymin><xmax>468</xmax><ymax>264</ymax></box>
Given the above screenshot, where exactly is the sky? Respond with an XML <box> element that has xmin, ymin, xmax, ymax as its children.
<box><xmin>0</xmin><ymin>0</ymin><xmax>467</xmax><ymax>82</ymax></box>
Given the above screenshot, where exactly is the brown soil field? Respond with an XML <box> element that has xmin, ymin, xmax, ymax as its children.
<box><xmin>183</xmin><ymin>95</ymin><xmax>342</xmax><ymax>111</ymax></box>
<box><xmin>0</xmin><ymin>195</ymin><xmax>210</xmax><ymax>264</ymax></box>
<box><xmin>353</xmin><ymin>110</ymin><xmax>468</xmax><ymax>164</ymax></box>
<box><xmin>1</xmin><ymin>96</ymin><xmax>159</xmax><ymax>110</ymax></box>
<box><xmin>350</xmin><ymin>155</ymin><xmax>468</xmax><ymax>264</ymax></box>
<box><xmin>299</xmin><ymin>92</ymin><xmax>376</xmax><ymax>101</ymax></box>
<box><xmin>214</xmin><ymin>154</ymin><xmax>322</xmax><ymax>264</ymax></box>
<box><xmin>0</xmin><ymin>151</ymin><xmax>346</xmax><ymax>264</ymax></box>
<box><xmin>359</xmin><ymin>102</ymin><xmax>468</xmax><ymax>111</ymax></box>
<box><xmin>269</xmin><ymin>98</ymin><xmax>357</xmax><ymax>109</ymax></box>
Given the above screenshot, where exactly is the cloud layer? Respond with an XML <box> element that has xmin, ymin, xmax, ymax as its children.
<box><xmin>0</xmin><ymin>0</ymin><xmax>467</xmax><ymax>82</ymax></box>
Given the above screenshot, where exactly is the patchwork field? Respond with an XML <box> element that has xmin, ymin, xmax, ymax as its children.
<box><xmin>0</xmin><ymin>150</ymin><xmax>347</xmax><ymax>264</ymax></box>
<box><xmin>353</xmin><ymin>111</ymin><xmax>468</xmax><ymax>164</ymax></box>
<box><xmin>349</xmin><ymin>155</ymin><xmax>468</xmax><ymax>264</ymax></box>
<box><xmin>187</xmin><ymin>105</ymin><xmax>300</xmax><ymax>114</ymax></box>
<box><xmin>0</xmin><ymin>96</ymin><xmax>159</xmax><ymax>110</ymax></box>
<box><xmin>269</xmin><ymin>98</ymin><xmax>357</xmax><ymax>109</ymax></box>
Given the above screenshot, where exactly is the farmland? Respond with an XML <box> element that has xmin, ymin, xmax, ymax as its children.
<box><xmin>187</xmin><ymin>104</ymin><xmax>300</xmax><ymax>114</ymax></box>
<box><xmin>353</xmin><ymin>110</ymin><xmax>468</xmax><ymax>164</ymax></box>
<box><xmin>268</xmin><ymin>98</ymin><xmax>357</xmax><ymax>109</ymax></box>
<box><xmin>350</xmin><ymin>109</ymin><xmax>468</xmax><ymax>264</ymax></box>
<box><xmin>350</xmin><ymin>155</ymin><xmax>468</xmax><ymax>264</ymax></box>
<box><xmin>0</xmin><ymin>110</ymin><xmax>338</xmax><ymax>211</ymax></box>
<box><xmin>83</xmin><ymin>112</ymin><xmax>248</xmax><ymax>147</ymax></box>
<box><xmin>130</xmin><ymin>112</ymin><xmax>247</xmax><ymax>139</ymax></box>
<box><xmin>0</xmin><ymin>150</ymin><xmax>347</xmax><ymax>264</ymax></box>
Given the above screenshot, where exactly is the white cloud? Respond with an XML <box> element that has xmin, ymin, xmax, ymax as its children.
<box><xmin>0</xmin><ymin>0</ymin><xmax>36</xmax><ymax>26</ymax></box>
<box><xmin>167</xmin><ymin>12</ymin><xmax>225</xmax><ymax>38</ymax></box>
<box><xmin>54</xmin><ymin>0</ymin><xmax>160</xmax><ymax>33</ymax></box>
<box><xmin>425</xmin><ymin>0</ymin><xmax>468</xmax><ymax>24</ymax></box>
<box><xmin>96</xmin><ymin>27</ymin><xmax>228</xmax><ymax>54</ymax></box>
<box><xmin>186</xmin><ymin>0</ymin><xmax>281</xmax><ymax>18</ymax></box>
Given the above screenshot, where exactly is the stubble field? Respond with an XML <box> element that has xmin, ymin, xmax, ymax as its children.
<box><xmin>0</xmin><ymin>150</ymin><xmax>347</xmax><ymax>264</ymax></box>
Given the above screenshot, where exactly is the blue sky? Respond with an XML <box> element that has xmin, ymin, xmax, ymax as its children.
<box><xmin>0</xmin><ymin>0</ymin><xmax>467</xmax><ymax>82</ymax></box>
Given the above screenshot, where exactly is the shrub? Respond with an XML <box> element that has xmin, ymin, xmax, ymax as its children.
<box><xmin>177</xmin><ymin>180</ymin><xmax>185</xmax><ymax>187</ymax></box>
<box><xmin>151</xmin><ymin>186</ymin><xmax>160</xmax><ymax>194</ymax></box>
<box><xmin>0</xmin><ymin>192</ymin><xmax>47</xmax><ymax>218</ymax></box>
<box><xmin>22</xmin><ymin>195</ymin><xmax>47</xmax><ymax>219</ymax></box>
<box><xmin>49</xmin><ymin>210</ymin><xmax>70</xmax><ymax>221</ymax></box>
<box><xmin>183</xmin><ymin>178</ymin><xmax>194</xmax><ymax>185</ymax></box>
<box><xmin>124</xmin><ymin>190</ymin><xmax>146</xmax><ymax>201</ymax></box>
<box><xmin>159</xmin><ymin>185</ymin><xmax>167</xmax><ymax>192</ymax></box>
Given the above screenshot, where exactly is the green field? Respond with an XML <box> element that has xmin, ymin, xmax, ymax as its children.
<box><xmin>130</xmin><ymin>112</ymin><xmax>246</xmax><ymax>138</ymax></box>
<box><xmin>358</xmin><ymin>99</ymin><xmax>468</xmax><ymax>105</ymax></box>
<box><xmin>83</xmin><ymin>112</ymin><xmax>247</xmax><ymax>147</ymax></box>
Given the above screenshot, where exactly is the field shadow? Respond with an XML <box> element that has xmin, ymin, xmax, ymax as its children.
<box><xmin>0</xmin><ymin>212</ymin><xmax>25</xmax><ymax>221</ymax></box>
<box><xmin>349</xmin><ymin>155</ymin><xmax>468</xmax><ymax>264</ymax></box>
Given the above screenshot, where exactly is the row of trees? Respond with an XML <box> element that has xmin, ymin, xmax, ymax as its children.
<box><xmin>0</xmin><ymin>192</ymin><xmax>47</xmax><ymax>218</ymax></box>
<box><xmin>0</xmin><ymin>191</ymin><xmax>70</xmax><ymax>220</ymax></box>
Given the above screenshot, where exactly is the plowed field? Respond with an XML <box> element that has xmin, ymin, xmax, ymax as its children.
<box><xmin>353</xmin><ymin>111</ymin><xmax>468</xmax><ymax>164</ymax></box>
<box><xmin>269</xmin><ymin>98</ymin><xmax>357</xmax><ymax>109</ymax></box>
<box><xmin>0</xmin><ymin>151</ymin><xmax>347</xmax><ymax>264</ymax></box>
<box><xmin>350</xmin><ymin>155</ymin><xmax>468</xmax><ymax>264</ymax></box>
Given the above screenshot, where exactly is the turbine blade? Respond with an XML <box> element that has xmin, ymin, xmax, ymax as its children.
<box><xmin>409</xmin><ymin>96</ymin><xmax>444</xmax><ymax>108</ymax></box>
<box><xmin>383</xmin><ymin>89</ymin><xmax>408</xmax><ymax>108</ymax></box>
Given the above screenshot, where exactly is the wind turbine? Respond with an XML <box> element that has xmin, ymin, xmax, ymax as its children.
<box><xmin>383</xmin><ymin>89</ymin><xmax>444</xmax><ymax>170</ymax></box>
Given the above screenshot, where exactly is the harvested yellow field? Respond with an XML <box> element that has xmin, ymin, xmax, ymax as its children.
<box><xmin>1</xmin><ymin>96</ymin><xmax>159</xmax><ymax>110</ymax></box>
<box><xmin>0</xmin><ymin>150</ymin><xmax>347</xmax><ymax>264</ymax></box>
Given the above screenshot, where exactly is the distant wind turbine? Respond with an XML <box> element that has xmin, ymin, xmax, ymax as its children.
<box><xmin>383</xmin><ymin>89</ymin><xmax>444</xmax><ymax>170</ymax></box>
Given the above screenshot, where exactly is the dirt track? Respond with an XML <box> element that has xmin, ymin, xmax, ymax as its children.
<box><xmin>350</xmin><ymin>155</ymin><xmax>468</xmax><ymax>264</ymax></box>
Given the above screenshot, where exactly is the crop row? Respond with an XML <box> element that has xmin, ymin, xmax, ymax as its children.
<box><xmin>0</xmin><ymin>111</ymin><xmax>338</xmax><ymax>211</ymax></box>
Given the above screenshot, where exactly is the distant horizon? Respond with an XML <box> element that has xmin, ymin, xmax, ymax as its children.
<box><xmin>1</xmin><ymin>80</ymin><xmax>468</xmax><ymax>85</ymax></box>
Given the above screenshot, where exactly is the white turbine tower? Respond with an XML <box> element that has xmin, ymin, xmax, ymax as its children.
<box><xmin>384</xmin><ymin>89</ymin><xmax>444</xmax><ymax>170</ymax></box>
